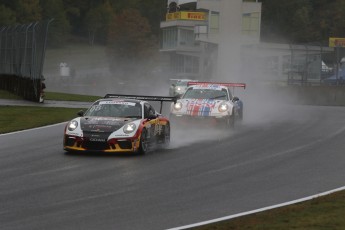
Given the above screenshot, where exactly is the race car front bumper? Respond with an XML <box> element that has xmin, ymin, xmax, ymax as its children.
<box><xmin>63</xmin><ymin>134</ymin><xmax>140</xmax><ymax>153</ymax></box>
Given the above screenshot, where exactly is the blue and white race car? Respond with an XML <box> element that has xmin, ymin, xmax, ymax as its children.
<box><xmin>170</xmin><ymin>81</ymin><xmax>245</xmax><ymax>128</ymax></box>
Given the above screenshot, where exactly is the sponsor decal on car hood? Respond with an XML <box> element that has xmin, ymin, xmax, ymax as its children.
<box><xmin>186</xmin><ymin>99</ymin><xmax>216</xmax><ymax>116</ymax></box>
<box><xmin>80</xmin><ymin>117</ymin><xmax>135</xmax><ymax>132</ymax></box>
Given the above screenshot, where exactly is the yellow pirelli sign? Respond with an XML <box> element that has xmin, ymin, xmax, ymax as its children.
<box><xmin>329</xmin><ymin>37</ymin><xmax>345</xmax><ymax>47</ymax></box>
<box><xmin>166</xmin><ymin>11</ymin><xmax>207</xmax><ymax>21</ymax></box>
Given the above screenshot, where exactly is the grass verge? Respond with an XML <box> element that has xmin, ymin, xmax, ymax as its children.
<box><xmin>0</xmin><ymin>90</ymin><xmax>90</xmax><ymax>134</ymax></box>
<box><xmin>0</xmin><ymin>90</ymin><xmax>101</xmax><ymax>102</ymax></box>
<box><xmin>45</xmin><ymin>91</ymin><xmax>102</xmax><ymax>102</ymax></box>
<box><xmin>0</xmin><ymin>106</ymin><xmax>82</xmax><ymax>134</ymax></box>
<box><xmin>190</xmin><ymin>190</ymin><xmax>345</xmax><ymax>230</ymax></box>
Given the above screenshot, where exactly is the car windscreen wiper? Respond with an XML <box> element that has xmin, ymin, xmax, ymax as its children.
<box><xmin>209</xmin><ymin>95</ymin><xmax>227</xmax><ymax>100</ymax></box>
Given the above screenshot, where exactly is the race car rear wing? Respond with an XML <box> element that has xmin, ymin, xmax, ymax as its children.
<box><xmin>104</xmin><ymin>94</ymin><xmax>177</xmax><ymax>113</ymax></box>
<box><xmin>170</xmin><ymin>79</ymin><xmax>198</xmax><ymax>82</ymax></box>
<box><xmin>187</xmin><ymin>81</ymin><xmax>246</xmax><ymax>89</ymax></box>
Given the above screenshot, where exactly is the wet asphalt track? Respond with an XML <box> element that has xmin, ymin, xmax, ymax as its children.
<box><xmin>1</xmin><ymin>100</ymin><xmax>345</xmax><ymax>230</ymax></box>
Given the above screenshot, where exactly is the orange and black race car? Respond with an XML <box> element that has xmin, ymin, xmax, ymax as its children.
<box><xmin>63</xmin><ymin>94</ymin><xmax>176</xmax><ymax>154</ymax></box>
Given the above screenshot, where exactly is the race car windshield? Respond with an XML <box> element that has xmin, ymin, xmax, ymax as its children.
<box><xmin>84</xmin><ymin>102</ymin><xmax>142</xmax><ymax>118</ymax></box>
<box><xmin>183</xmin><ymin>89</ymin><xmax>228</xmax><ymax>100</ymax></box>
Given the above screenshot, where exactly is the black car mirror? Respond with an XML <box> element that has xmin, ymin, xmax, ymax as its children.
<box><xmin>232</xmin><ymin>97</ymin><xmax>239</xmax><ymax>102</ymax></box>
<box><xmin>77</xmin><ymin>110</ymin><xmax>84</xmax><ymax>116</ymax></box>
<box><xmin>147</xmin><ymin>114</ymin><xmax>157</xmax><ymax>120</ymax></box>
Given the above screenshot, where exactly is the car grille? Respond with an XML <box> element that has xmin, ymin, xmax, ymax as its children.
<box><xmin>83</xmin><ymin>141</ymin><xmax>109</xmax><ymax>151</ymax></box>
<box><xmin>65</xmin><ymin>138</ymin><xmax>75</xmax><ymax>147</ymax></box>
<box><xmin>81</xmin><ymin>131</ymin><xmax>111</xmax><ymax>150</ymax></box>
<box><xmin>83</xmin><ymin>131</ymin><xmax>111</xmax><ymax>139</ymax></box>
<box><xmin>117</xmin><ymin>140</ymin><xmax>132</xmax><ymax>149</ymax></box>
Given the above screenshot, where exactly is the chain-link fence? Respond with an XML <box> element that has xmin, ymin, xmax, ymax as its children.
<box><xmin>241</xmin><ymin>43</ymin><xmax>336</xmax><ymax>86</ymax></box>
<box><xmin>286</xmin><ymin>44</ymin><xmax>336</xmax><ymax>86</ymax></box>
<box><xmin>0</xmin><ymin>19</ymin><xmax>53</xmax><ymax>102</ymax></box>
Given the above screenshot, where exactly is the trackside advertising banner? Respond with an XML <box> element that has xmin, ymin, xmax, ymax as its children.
<box><xmin>329</xmin><ymin>37</ymin><xmax>345</xmax><ymax>47</ymax></box>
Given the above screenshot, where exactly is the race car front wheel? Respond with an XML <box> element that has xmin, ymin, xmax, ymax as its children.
<box><xmin>139</xmin><ymin>128</ymin><xmax>149</xmax><ymax>155</ymax></box>
<box><xmin>226</xmin><ymin>113</ymin><xmax>235</xmax><ymax>128</ymax></box>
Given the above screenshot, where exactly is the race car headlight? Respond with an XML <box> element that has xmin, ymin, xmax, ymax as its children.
<box><xmin>176</xmin><ymin>87</ymin><xmax>182</xmax><ymax>91</ymax></box>
<box><xmin>68</xmin><ymin>120</ymin><xmax>78</xmax><ymax>131</ymax></box>
<box><xmin>174</xmin><ymin>102</ymin><xmax>182</xmax><ymax>111</ymax></box>
<box><xmin>218</xmin><ymin>103</ymin><xmax>229</xmax><ymax>112</ymax></box>
<box><xmin>123</xmin><ymin>123</ymin><xmax>136</xmax><ymax>134</ymax></box>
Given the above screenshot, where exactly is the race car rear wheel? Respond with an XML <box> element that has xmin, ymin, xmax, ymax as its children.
<box><xmin>162</xmin><ymin>124</ymin><xmax>170</xmax><ymax>148</ymax></box>
<box><xmin>138</xmin><ymin>128</ymin><xmax>149</xmax><ymax>155</ymax></box>
<box><xmin>239</xmin><ymin>108</ymin><xmax>244</xmax><ymax>121</ymax></box>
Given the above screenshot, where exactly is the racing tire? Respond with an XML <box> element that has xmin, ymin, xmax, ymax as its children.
<box><xmin>169</xmin><ymin>115</ymin><xmax>178</xmax><ymax>129</ymax></box>
<box><xmin>138</xmin><ymin>128</ymin><xmax>149</xmax><ymax>155</ymax></box>
<box><xmin>226</xmin><ymin>111</ymin><xmax>235</xmax><ymax>128</ymax></box>
<box><xmin>162</xmin><ymin>124</ymin><xmax>170</xmax><ymax>148</ymax></box>
<box><xmin>239</xmin><ymin>108</ymin><xmax>244</xmax><ymax>121</ymax></box>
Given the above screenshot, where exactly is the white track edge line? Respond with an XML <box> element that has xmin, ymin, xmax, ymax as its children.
<box><xmin>0</xmin><ymin>122</ymin><xmax>67</xmax><ymax>136</ymax></box>
<box><xmin>2</xmin><ymin>123</ymin><xmax>344</xmax><ymax>230</ymax></box>
<box><xmin>166</xmin><ymin>186</ymin><xmax>345</xmax><ymax>230</ymax></box>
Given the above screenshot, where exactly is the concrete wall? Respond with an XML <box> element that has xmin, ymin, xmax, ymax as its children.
<box><xmin>275</xmin><ymin>85</ymin><xmax>345</xmax><ymax>106</ymax></box>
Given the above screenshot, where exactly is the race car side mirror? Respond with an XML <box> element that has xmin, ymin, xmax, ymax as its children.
<box><xmin>77</xmin><ymin>110</ymin><xmax>84</xmax><ymax>116</ymax></box>
<box><xmin>147</xmin><ymin>114</ymin><xmax>157</xmax><ymax>120</ymax></box>
<box><xmin>232</xmin><ymin>97</ymin><xmax>239</xmax><ymax>102</ymax></box>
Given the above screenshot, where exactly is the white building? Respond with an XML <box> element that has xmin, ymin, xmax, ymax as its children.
<box><xmin>160</xmin><ymin>0</ymin><xmax>261</xmax><ymax>81</ymax></box>
<box><xmin>160</xmin><ymin>0</ymin><xmax>334</xmax><ymax>85</ymax></box>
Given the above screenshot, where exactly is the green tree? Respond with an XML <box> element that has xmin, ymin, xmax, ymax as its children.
<box><xmin>107</xmin><ymin>8</ymin><xmax>158</xmax><ymax>80</ymax></box>
<box><xmin>328</xmin><ymin>0</ymin><xmax>345</xmax><ymax>38</ymax></box>
<box><xmin>62</xmin><ymin>0</ymin><xmax>93</xmax><ymax>36</ymax></box>
<box><xmin>109</xmin><ymin>0</ymin><xmax>140</xmax><ymax>13</ymax></box>
<box><xmin>41</xmin><ymin>0</ymin><xmax>71</xmax><ymax>47</ymax></box>
<box><xmin>15</xmin><ymin>0</ymin><xmax>42</xmax><ymax>23</ymax></box>
<box><xmin>260</xmin><ymin>0</ymin><xmax>345</xmax><ymax>44</ymax></box>
<box><xmin>290</xmin><ymin>5</ymin><xmax>313</xmax><ymax>42</ymax></box>
<box><xmin>261</xmin><ymin>0</ymin><xmax>315</xmax><ymax>43</ymax></box>
<box><xmin>0</xmin><ymin>0</ymin><xmax>43</xmax><ymax>26</ymax></box>
<box><xmin>84</xmin><ymin>1</ymin><xmax>115</xmax><ymax>45</ymax></box>
<box><xmin>138</xmin><ymin>0</ymin><xmax>167</xmax><ymax>36</ymax></box>
<box><xmin>108</xmin><ymin>0</ymin><xmax>165</xmax><ymax>35</ymax></box>
<box><xmin>0</xmin><ymin>4</ymin><xmax>16</xmax><ymax>26</ymax></box>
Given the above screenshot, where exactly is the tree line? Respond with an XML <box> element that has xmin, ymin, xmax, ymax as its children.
<box><xmin>0</xmin><ymin>0</ymin><xmax>165</xmax><ymax>79</ymax></box>
<box><xmin>1</xmin><ymin>0</ymin><xmax>344</xmax><ymax>78</ymax></box>
<box><xmin>1</xmin><ymin>0</ymin><xmax>344</xmax><ymax>45</ymax></box>
<box><xmin>0</xmin><ymin>0</ymin><xmax>165</xmax><ymax>46</ymax></box>
<box><xmin>260</xmin><ymin>0</ymin><xmax>345</xmax><ymax>45</ymax></box>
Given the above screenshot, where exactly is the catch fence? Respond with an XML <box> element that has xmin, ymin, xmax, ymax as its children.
<box><xmin>0</xmin><ymin>20</ymin><xmax>53</xmax><ymax>101</ymax></box>
<box><xmin>241</xmin><ymin>42</ymin><xmax>338</xmax><ymax>86</ymax></box>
